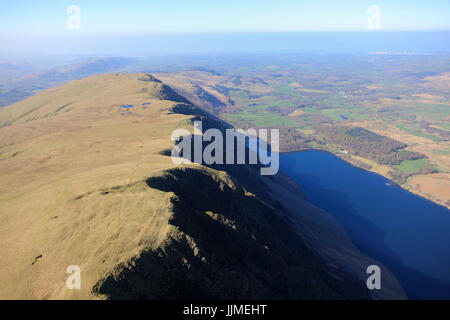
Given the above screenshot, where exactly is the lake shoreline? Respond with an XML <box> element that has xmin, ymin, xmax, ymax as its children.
<box><xmin>279</xmin><ymin>150</ymin><xmax>450</xmax><ymax>299</ymax></box>
<box><xmin>279</xmin><ymin>147</ymin><xmax>450</xmax><ymax>210</ymax></box>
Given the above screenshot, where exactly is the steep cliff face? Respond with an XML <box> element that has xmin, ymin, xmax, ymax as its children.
<box><xmin>92</xmin><ymin>167</ymin><xmax>370</xmax><ymax>299</ymax></box>
<box><xmin>0</xmin><ymin>73</ymin><xmax>405</xmax><ymax>299</ymax></box>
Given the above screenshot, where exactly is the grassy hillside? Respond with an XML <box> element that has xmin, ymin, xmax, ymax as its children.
<box><xmin>0</xmin><ymin>73</ymin><xmax>405</xmax><ymax>299</ymax></box>
<box><xmin>0</xmin><ymin>57</ymin><xmax>136</xmax><ymax>108</ymax></box>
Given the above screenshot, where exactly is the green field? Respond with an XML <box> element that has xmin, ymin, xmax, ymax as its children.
<box><xmin>397</xmin><ymin>124</ymin><xmax>445</xmax><ymax>142</ymax></box>
<box><xmin>394</xmin><ymin>159</ymin><xmax>435</xmax><ymax>174</ymax></box>
<box><xmin>224</xmin><ymin>110</ymin><xmax>298</xmax><ymax>127</ymax></box>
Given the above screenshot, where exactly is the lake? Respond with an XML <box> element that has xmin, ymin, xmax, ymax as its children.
<box><xmin>280</xmin><ymin>150</ymin><xmax>450</xmax><ymax>299</ymax></box>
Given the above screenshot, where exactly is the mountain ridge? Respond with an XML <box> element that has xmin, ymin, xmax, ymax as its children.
<box><xmin>0</xmin><ymin>73</ymin><xmax>405</xmax><ymax>299</ymax></box>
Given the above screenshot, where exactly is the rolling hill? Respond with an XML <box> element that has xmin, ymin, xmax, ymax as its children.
<box><xmin>0</xmin><ymin>57</ymin><xmax>136</xmax><ymax>108</ymax></box>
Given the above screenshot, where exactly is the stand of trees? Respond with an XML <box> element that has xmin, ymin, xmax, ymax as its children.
<box><xmin>314</xmin><ymin>126</ymin><xmax>426</xmax><ymax>165</ymax></box>
<box><xmin>279</xmin><ymin>128</ymin><xmax>311</xmax><ymax>152</ymax></box>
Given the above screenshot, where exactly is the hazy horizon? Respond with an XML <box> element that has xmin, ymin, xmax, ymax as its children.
<box><xmin>1</xmin><ymin>1</ymin><xmax>450</xmax><ymax>56</ymax></box>
<box><xmin>1</xmin><ymin>31</ymin><xmax>450</xmax><ymax>57</ymax></box>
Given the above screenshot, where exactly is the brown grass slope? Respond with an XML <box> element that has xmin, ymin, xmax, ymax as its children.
<box><xmin>0</xmin><ymin>73</ymin><xmax>405</xmax><ymax>299</ymax></box>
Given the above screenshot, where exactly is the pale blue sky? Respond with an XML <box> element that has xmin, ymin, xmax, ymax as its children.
<box><xmin>1</xmin><ymin>0</ymin><xmax>450</xmax><ymax>35</ymax></box>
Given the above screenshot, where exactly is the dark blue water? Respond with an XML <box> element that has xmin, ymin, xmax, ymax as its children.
<box><xmin>120</xmin><ymin>104</ymin><xmax>134</xmax><ymax>108</ymax></box>
<box><xmin>280</xmin><ymin>150</ymin><xmax>450</xmax><ymax>299</ymax></box>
